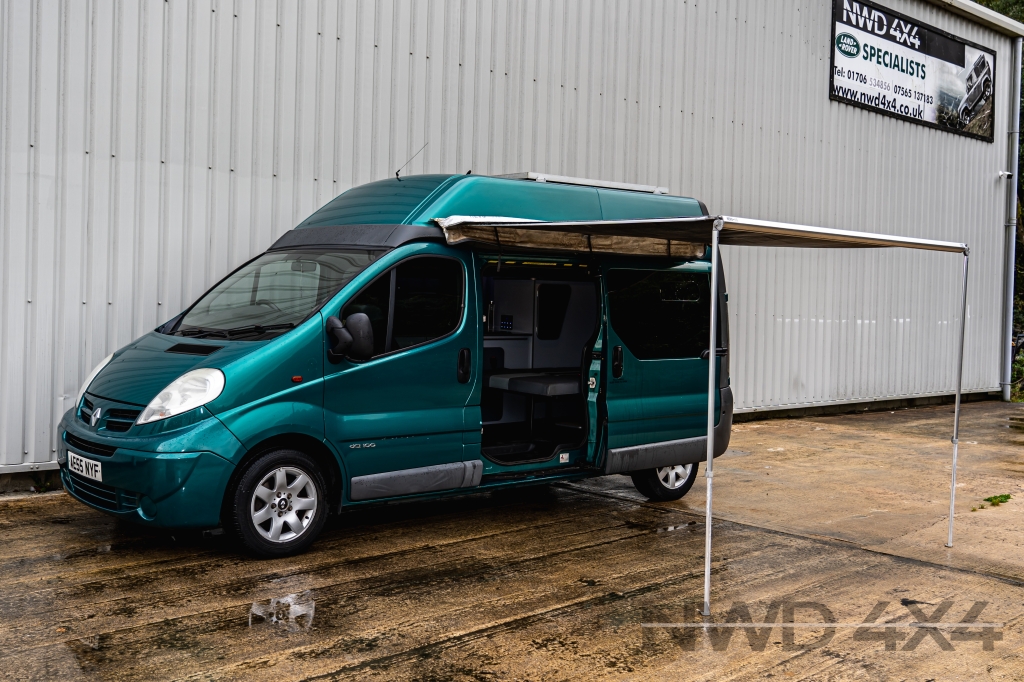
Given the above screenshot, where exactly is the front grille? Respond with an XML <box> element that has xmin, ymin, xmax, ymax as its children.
<box><xmin>66</xmin><ymin>471</ymin><xmax>139</xmax><ymax>513</ymax></box>
<box><xmin>107</xmin><ymin>408</ymin><xmax>141</xmax><ymax>420</ymax></box>
<box><xmin>105</xmin><ymin>408</ymin><xmax>141</xmax><ymax>433</ymax></box>
<box><xmin>64</xmin><ymin>432</ymin><xmax>117</xmax><ymax>457</ymax></box>
<box><xmin>79</xmin><ymin>397</ymin><xmax>95</xmax><ymax>426</ymax></box>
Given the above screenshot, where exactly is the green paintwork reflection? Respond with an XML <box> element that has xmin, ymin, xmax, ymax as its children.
<box><xmin>88</xmin><ymin>334</ymin><xmax>264</xmax><ymax>406</ymax></box>
<box><xmin>320</xmin><ymin>243</ymin><xmax>480</xmax><ymax>483</ymax></box>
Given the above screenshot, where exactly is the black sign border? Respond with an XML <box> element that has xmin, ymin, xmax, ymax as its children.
<box><xmin>829</xmin><ymin>0</ymin><xmax>997</xmax><ymax>143</ymax></box>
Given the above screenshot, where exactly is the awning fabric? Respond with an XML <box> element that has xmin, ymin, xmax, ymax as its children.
<box><xmin>434</xmin><ymin>215</ymin><xmax>968</xmax><ymax>254</ymax></box>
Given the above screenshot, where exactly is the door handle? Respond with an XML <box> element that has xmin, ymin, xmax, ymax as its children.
<box><xmin>457</xmin><ymin>348</ymin><xmax>471</xmax><ymax>383</ymax></box>
<box><xmin>612</xmin><ymin>345</ymin><xmax>623</xmax><ymax>378</ymax></box>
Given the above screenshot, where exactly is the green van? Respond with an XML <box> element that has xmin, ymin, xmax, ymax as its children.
<box><xmin>58</xmin><ymin>173</ymin><xmax>732</xmax><ymax>556</ymax></box>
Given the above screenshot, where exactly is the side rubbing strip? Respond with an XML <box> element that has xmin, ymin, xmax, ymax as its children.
<box><xmin>349</xmin><ymin>460</ymin><xmax>483</xmax><ymax>501</ymax></box>
<box><xmin>603</xmin><ymin>387</ymin><xmax>733</xmax><ymax>475</ymax></box>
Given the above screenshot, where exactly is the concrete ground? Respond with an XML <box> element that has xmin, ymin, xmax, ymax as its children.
<box><xmin>2</xmin><ymin>402</ymin><xmax>1023</xmax><ymax>681</ymax></box>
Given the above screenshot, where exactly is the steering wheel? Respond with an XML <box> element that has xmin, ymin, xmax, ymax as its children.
<box><xmin>254</xmin><ymin>299</ymin><xmax>282</xmax><ymax>312</ymax></box>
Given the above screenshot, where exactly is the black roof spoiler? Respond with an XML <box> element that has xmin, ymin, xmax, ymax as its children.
<box><xmin>268</xmin><ymin>224</ymin><xmax>444</xmax><ymax>251</ymax></box>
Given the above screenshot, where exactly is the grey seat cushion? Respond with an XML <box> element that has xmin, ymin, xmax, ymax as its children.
<box><xmin>488</xmin><ymin>373</ymin><xmax>580</xmax><ymax>396</ymax></box>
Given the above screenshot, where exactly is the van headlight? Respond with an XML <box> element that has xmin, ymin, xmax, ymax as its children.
<box><xmin>137</xmin><ymin>368</ymin><xmax>225</xmax><ymax>425</ymax></box>
<box><xmin>76</xmin><ymin>353</ymin><xmax>114</xmax><ymax>407</ymax></box>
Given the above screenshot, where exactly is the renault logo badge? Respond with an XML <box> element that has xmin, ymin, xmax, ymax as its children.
<box><xmin>90</xmin><ymin>407</ymin><xmax>102</xmax><ymax>427</ymax></box>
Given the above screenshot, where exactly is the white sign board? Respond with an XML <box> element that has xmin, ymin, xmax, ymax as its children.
<box><xmin>830</xmin><ymin>0</ymin><xmax>996</xmax><ymax>142</ymax></box>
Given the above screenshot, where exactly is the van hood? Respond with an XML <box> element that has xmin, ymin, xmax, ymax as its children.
<box><xmin>86</xmin><ymin>333</ymin><xmax>266</xmax><ymax>407</ymax></box>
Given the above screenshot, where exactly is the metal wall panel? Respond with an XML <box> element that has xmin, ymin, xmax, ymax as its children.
<box><xmin>0</xmin><ymin>0</ymin><xmax>1012</xmax><ymax>466</ymax></box>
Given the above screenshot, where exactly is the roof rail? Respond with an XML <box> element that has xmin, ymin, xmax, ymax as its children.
<box><xmin>495</xmin><ymin>171</ymin><xmax>669</xmax><ymax>195</ymax></box>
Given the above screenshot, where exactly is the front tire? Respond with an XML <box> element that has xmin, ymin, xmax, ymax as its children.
<box><xmin>229</xmin><ymin>449</ymin><xmax>328</xmax><ymax>557</ymax></box>
<box><xmin>630</xmin><ymin>462</ymin><xmax>699</xmax><ymax>501</ymax></box>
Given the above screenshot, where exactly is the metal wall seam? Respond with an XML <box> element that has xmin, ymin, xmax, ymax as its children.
<box><xmin>0</xmin><ymin>0</ymin><xmax>1011</xmax><ymax>466</ymax></box>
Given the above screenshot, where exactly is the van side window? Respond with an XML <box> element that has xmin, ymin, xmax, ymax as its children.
<box><xmin>606</xmin><ymin>270</ymin><xmax>710</xmax><ymax>360</ymax></box>
<box><xmin>342</xmin><ymin>273</ymin><xmax>391</xmax><ymax>357</ymax></box>
<box><xmin>391</xmin><ymin>257</ymin><xmax>464</xmax><ymax>350</ymax></box>
<box><xmin>536</xmin><ymin>283</ymin><xmax>573</xmax><ymax>340</ymax></box>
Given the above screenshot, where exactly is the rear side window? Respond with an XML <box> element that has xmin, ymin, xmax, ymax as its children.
<box><xmin>606</xmin><ymin>270</ymin><xmax>710</xmax><ymax>360</ymax></box>
<box><xmin>392</xmin><ymin>257</ymin><xmax>464</xmax><ymax>350</ymax></box>
<box><xmin>342</xmin><ymin>256</ymin><xmax>464</xmax><ymax>357</ymax></box>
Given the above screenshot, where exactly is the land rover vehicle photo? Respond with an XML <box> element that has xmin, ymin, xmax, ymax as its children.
<box><xmin>959</xmin><ymin>53</ymin><xmax>993</xmax><ymax>124</ymax></box>
<box><xmin>58</xmin><ymin>174</ymin><xmax>732</xmax><ymax>557</ymax></box>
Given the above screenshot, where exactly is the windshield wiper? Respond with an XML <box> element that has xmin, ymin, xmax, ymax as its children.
<box><xmin>181</xmin><ymin>323</ymin><xmax>296</xmax><ymax>339</ymax></box>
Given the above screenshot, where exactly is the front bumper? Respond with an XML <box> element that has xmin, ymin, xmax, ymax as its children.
<box><xmin>59</xmin><ymin>409</ymin><xmax>243</xmax><ymax>528</ymax></box>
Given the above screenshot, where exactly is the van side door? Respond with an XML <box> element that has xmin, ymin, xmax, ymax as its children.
<box><xmin>602</xmin><ymin>264</ymin><xmax>717</xmax><ymax>449</ymax></box>
<box><xmin>323</xmin><ymin>244</ymin><xmax>481</xmax><ymax>500</ymax></box>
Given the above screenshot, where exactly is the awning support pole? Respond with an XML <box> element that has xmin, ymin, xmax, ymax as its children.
<box><xmin>946</xmin><ymin>249</ymin><xmax>970</xmax><ymax>548</ymax></box>
<box><xmin>1002</xmin><ymin>37</ymin><xmax>1022</xmax><ymax>401</ymax></box>
<box><xmin>702</xmin><ymin>221</ymin><xmax>722</xmax><ymax>617</ymax></box>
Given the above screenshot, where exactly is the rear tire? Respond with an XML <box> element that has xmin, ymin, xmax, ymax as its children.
<box><xmin>630</xmin><ymin>463</ymin><xmax>699</xmax><ymax>501</ymax></box>
<box><xmin>229</xmin><ymin>449</ymin><xmax>328</xmax><ymax>557</ymax></box>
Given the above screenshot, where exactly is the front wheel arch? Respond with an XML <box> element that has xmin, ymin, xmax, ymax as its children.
<box><xmin>220</xmin><ymin>433</ymin><xmax>344</xmax><ymax>527</ymax></box>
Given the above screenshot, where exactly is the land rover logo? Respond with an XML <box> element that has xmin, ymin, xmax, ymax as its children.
<box><xmin>836</xmin><ymin>32</ymin><xmax>860</xmax><ymax>58</ymax></box>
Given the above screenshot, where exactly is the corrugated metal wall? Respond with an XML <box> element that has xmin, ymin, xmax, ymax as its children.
<box><xmin>0</xmin><ymin>0</ymin><xmax>1012</xmax><ymax>468</ymax></box>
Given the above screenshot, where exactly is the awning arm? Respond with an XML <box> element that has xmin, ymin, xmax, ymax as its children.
<box><xmin>702</xmin><ymin>220</ymin><xmax>722</xmax><ymax>617</ymax></box>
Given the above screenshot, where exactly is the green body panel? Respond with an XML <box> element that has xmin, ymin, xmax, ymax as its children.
<box><xmin>60</xmin><ymin>174</ymin><xmax>724</xmax><ymax>530</ymax></box>
<box><xmin>88</xmin><ymin>334</ymin><xmax>262</xmax><ymax>406</ymax></box>
<box><xmin>212</xmin><ymin>313</ymin><xmax>327</xmax><ymax>453</ymax></box>
<box><xmin>411</xmin><ymin>176</ymin><xmax>603</xmax><ymax>223</ymax></box>
<box><xmin>596</xmin><ymin>189</ymin><xmax>704</xmax><ymax>220</ymax></box>
<box><xmin>297</xmin><ymin>174</ymin><xmax>459</xmax><ymax>227</ymax></box>
<box><xmin>59</xmin><ymin>409</ymin><xmax>244</xmax><ymax>527</ymax></box>
<box><xmin>321</xmin><ymin>242</ymin><xmax>480</xmax><ymax>482</ymax></box>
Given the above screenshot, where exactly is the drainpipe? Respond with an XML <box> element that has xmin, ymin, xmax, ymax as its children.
<box><xmin>1002</xmin><ymin>37</ymin><xmax>1022</xmax><ymax>401</ymax></box>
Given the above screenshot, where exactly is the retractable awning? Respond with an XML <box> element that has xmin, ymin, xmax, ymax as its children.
<box><xmin>439</xmin><ymin>213</ymin><xmax>970</xmax><ymax>617</ymax></box>
<box><xmin>435</xmin><ymin>214</ymin><xmax>967</xmax><ymax>253</ymax></box>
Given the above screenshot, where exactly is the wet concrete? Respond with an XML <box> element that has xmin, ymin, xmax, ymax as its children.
<box><xmin>2</xmin><ymin>402</ymin><xmax>1023</xmax><ymax>680</ymax></box>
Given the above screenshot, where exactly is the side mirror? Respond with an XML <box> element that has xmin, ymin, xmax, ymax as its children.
<box><xmin>325</xmin><ymin>316</ymin><xmax>352</xmax><ymax>357</ymax></box>
<box><xmin>344</xmin><ymin>313</ymin><xmax>374</xmax><ymax>360</ymax></box>
<box><xmin>325</xmin><ymin>315</ymin><xmax>354</xmax><ymax>356</ymax></box>
<box><xmin>326</xmin><ymin>313</ymin><xmax>374</xmax><ymax>360</ymax></box>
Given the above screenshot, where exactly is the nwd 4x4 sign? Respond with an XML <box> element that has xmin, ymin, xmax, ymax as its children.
<box><xmin>829</xmin><ymin>0</ymin><xmax>996</xmax><ymax>141</ymax></box>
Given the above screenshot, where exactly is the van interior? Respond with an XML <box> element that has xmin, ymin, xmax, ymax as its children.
<box><xmin>479</xmin><ymin>264</ymin><xmax>598</xmax><ymax>465</ymax></box>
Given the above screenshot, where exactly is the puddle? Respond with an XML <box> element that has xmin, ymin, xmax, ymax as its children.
<box><xmin>657</xmin><ymin>521</ymin><xmax>698</xmax><ymax>533</ymax></box>
<box><xmin>249</xmin><ymin>590</ymin><xmax>315</xmax><ymax>631</ymax></box>
<box><xmin>1008</xmin><ymin>416</ymin><xmax>1024</xmax><ymax>431</ymax></box>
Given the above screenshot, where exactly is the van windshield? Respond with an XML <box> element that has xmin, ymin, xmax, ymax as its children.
<box><xmin>173</xmin><ymin>250</ymin><xmax>381</xmax><ymax>339</ymax></box>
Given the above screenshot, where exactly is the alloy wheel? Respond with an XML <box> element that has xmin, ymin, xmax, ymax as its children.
<box><xmin>657</xmin><ymin>464</ymin><xmax>693</xmax><ymax>490</ymax></box>
<box><xmin>250</xmin><ymin>466</ymin><xmax>319</xmax><ymax>542</ymax></box>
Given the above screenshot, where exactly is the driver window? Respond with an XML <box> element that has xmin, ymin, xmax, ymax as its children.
<box><xmin>391</xmin><ymin>257</ymin><xmax>463</xmax><ymax>350</ymax></box>
<box><xmin>340</xmin><ymin>256</ymin><xmax>464</xmax><ymax>358</ymax></box>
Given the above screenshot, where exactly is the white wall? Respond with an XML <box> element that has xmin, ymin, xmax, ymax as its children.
<box><xmin>0</xmin><ymin>0</ymin><xmax>1013</xmax><ymax>467</ymax></box>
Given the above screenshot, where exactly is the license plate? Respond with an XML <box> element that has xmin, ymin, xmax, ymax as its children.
<box><xmin>68</xmin><ymin>450</ymin><xmax>103</xmax><ymax>482</ymax></box>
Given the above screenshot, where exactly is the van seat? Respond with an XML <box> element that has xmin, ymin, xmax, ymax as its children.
<box><xmin>488</xmin><ymin>373</ymin><xmax>580</xmax><ymax>396</ymax></box>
